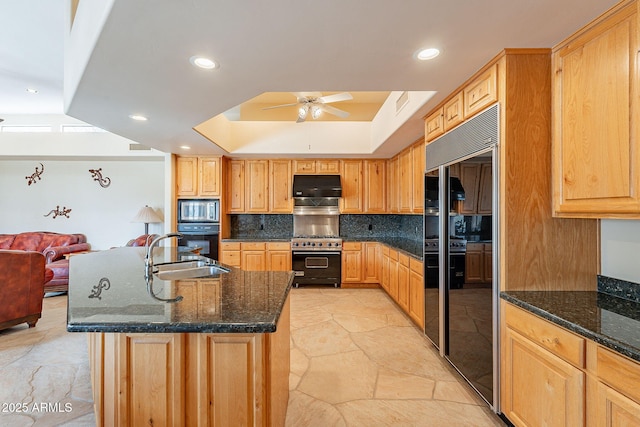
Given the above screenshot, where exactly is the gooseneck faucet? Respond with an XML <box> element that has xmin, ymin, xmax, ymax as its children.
<box><xmin>145</xmin><ymin>232</ymin><xmax>183</xmax><ymax>279</ymax></box>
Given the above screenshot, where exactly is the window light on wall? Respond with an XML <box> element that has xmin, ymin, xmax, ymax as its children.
<box><xmin>0</xmin><ymin>126</ymin><xmax>52</xmax><ymax>133</ymax></box>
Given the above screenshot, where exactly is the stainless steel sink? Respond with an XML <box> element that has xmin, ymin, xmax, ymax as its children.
<box><xmin>153</xmin><ymin>259</ymin><xmax>230</xmax><ymax>280</ymax></box>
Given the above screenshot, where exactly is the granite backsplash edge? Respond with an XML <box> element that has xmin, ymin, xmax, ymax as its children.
<box><xmin>598</xmin><ymin>275</ymin><xmax>640</xmax><ymax>303</ymax></box>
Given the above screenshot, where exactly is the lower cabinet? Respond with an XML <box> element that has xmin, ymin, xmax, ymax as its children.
<box><xmin>220</xmin><ymin>241</ymin><xmax>291</xmax><ymax>271</ymax></box>
<box><xmin>502</xmin><ymin>301</ymin><xmax>640</xmax><ymax>427</ymax></box>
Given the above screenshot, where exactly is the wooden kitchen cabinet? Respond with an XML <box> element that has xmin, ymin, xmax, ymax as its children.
<box><xmin>342</xmin><ymin>241</ymin><xmax>363</xmax><ymax>283</ymax></box>
<box><xmin>465</xmin><ymin>243</ymin><xmax>483</xmax><ymax>284</ymax></box>
<box><xmin>463</xmin><ymin>63</ymin><xmax>497</xmax><ymax>119</ymax></box>
<box><xmin>293</xmin><ymin>159</ymin><xmax>340</xmax><ymax>174</ymax></box>
<box><xmin>241</xmin><ymin>242</ymin><xmax>267</xmax><ymax>271</ymax></box>
<box><xmin>269</xmin><ymin>160</ymin><xmax>292</xmax><ymax>213</ymax></box>
<box><xmin>443</xmin><ymin>91</ymin><xmax>464</xmax><ymax>132</ymax></box>
<box><xmin>176</xmin><ymin>156</ymin><xmax>221</xmax><ymax>197</ymax></box>
<box><xmin>364</xmin><ymin>160</ymin><xmax>386</xmax><ymax>213</ymax></box>
<box><xmin>399</xmin><ymin>148</ymin><xmax>413</xmax><ymax>213</ymax></box>
<box><xmin>266</xmin><ymin>242</ymin><xmax>291</xmax><ymax>271</ymax></box>
<box><xmin>397</xmin><ymin>253</ymin><xmax>410</xmax><ymax>312</ymax></box>
<box><xmin>363</xmin><ymin>242</ymin><xmax>380</xmax><ymax>283</ymax></box>
<box><xmin>341</xmin><ymin>160</ymin><xmax>364</xmax><ymax>213</ymax></box>
<box><xmin>380</xmin><ymin>245</ymin><xmax>390</xmax><ymax>292</ymax></box>
<box><xmin>459</xmin><ymin>163</ymin><xmax>481</xmax><ymax>214</ymax></box>
<box><xmin>412</xmin><ymin>140</ymin><xmax>425</xmax><ymax>213</ymax></box>
<box><xmin>227</xmin><ymin>160</ymin><xmax>245</xmax><ymax>213</ymax></box>
<box><xmin>246</xmin><ymin>160</ymin><xmax>269</xmax><ymax>213</ymax></box>
<box><xmin>388</xmin><ymin>249</ymin><xmax>399</xmax><ymax>301</ymax></box>
<box><xmin>387</xmin><ymin>156</ymin><xmax>399</xmax><ymax>213</ymax></box>
<box><xmin>552</xmin><ymin>0</ymin><xmax>640</xmax><ymax>218</ymax></box>
<box><xmin>220</xmin><ymin>242</ymin><xmax>241</xmax><ymax>267</ymax></box>
<box><xmin>408</xmin><ymin>258</ymin><xmax>424</xmax><ymax>329</ymax></box>
<box><xmin>425</xmin><ymin>107</ymin><xmax>444</xmax><ymax>142</ymax></box>
<box><xmin>502</xmin><ymin>302</ymin><xmax>585</xmax><ymax>427</ymax></box>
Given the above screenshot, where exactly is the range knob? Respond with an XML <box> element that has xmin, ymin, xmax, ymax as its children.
<box><xmin>318</xmin><ymin>242</ymin><xmax>323</xmax><ymax>247</ymax></box>
<box><xmin>293</xmin><ymin>242</ymin><xmax>299</xmax><ymax>247</ymax></box>
<box><xmin>311</xmin><ymin>242</ymin><xmax>316</xmax><ymax>246</ymax></box>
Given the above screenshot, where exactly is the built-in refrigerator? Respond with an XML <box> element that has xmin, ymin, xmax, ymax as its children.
<box><xmin>424</xmin><ymin>104</ymin><xmax>499</xmax><ymax>410</ymax></box>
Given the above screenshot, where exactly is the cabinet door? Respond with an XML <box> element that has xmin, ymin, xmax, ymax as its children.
<box><xmin>477</xmin><ymin>163</ymin><xmax>493</xmax><ymax>214</ymax></box>
<box><xmin>443</xmin><ymin>92</ymin><xmax>464</xmax><ymax>131</ymax></box>
<box><xmin>553</xmin><ymin>3</ymin><xmax>639</xmax><ymax>217</ymax></box>
<box><xmin>199</xmin><ymin>157</ymin><xmax>221</xmax><ymax>196</ymax></box>
<box><xmin>342</xmin><ymin>243</ymin><xmax>363</xmax><ymax>283</ymax></box>
<box><xmin>388</xmin><ymin>252</ymin><xmax>399</xmax><ymax>300</ymax></box>
<box><xmin>242</xmin><ymin>250</ymin><xmax>267</xmax><ymax>271</ymax></box>
<box><xmin>363</xmin><ymin>242</ymin><xmax>379</xmax><ymax>283</ymax></box>
<box><xmin>459</xmin><ymin>163</ymin><xmax>480</xmax><ymax>214</ymax></box>
<box><xmin>399</xmin><ymin>149</ymin><xmax>413</xmax><ymax>213</ymax></box>
<box><xmin>317</xmin><ymin>160</ymin><xmax>341</xmax><ymax>174</ymax></box>
<box><xmin>380</xmin><ymin>246</ymin><xmax>390</xmax><ymax>292</ymax></box>
<box><xmin>293</xmin><ymin>160</ymin><xmax>316</xmax><ymax>174</ymax></box>
<box><xmin>408</xmin><ymin>259</ymin><xmax>424</xmax><ymax>328</ymax></box>
<box><xmin>502</xmin><ymin>327</ymin><xmax>585</xmax><ymax>427</ymax></box>
<box><xmin>364</xmin><ymin>160</ymin><xmax>386</xmax><ymax>213</ymax></box>
<box><xmin>341</xmin><ymin>160</ymin><xmax>364</xmax><ymax>213</ymax></box>
<box><xmin>246</xmin><ymin>160</ymin><xmax>269</xmax><ymax>213</ymax></box>
<box><xmin>397</xmin><ymin>254</ymin><xmax>410</xmax><ymax>312</ymax></box>
<box><xmin>176</xmin><ymin>157</ymin><xmax>198</xmax><ymax>196</ymax></box>
<box><xmin>267</xmin><ymin>251</ymin><xmax>291</xmax><ymax>271</ymax></box>
<box><xmin>387</xmin><ymin>157</ymin><xmax>399</xmax><ymax>213</ymax></box>
<box><xmin>269</xmin><ymin>160</ymin><xmax>292</xmax><ymax>213</ymax></box>
<box><xmin>425</xmin><ymin>107</ymin><xmax>444</xmax><ymax>142</ymax></box>
<box><xmin>412</xmin><ymin>142</ymin><xmax>425</xmax><ymax>213</ymax></box>
<box><xmin>227</xmin><ymin>160</ymin><xmax>245</xmax><ymax>213</ymax></box>
<box><xmin>463</xmin><ymin>64</ymin><xmax>497</xmax><ymax>118</ymax></box>
<box><xmin>593</xmin><ymin>380</ymin><xmax>640</xmax><ymax>427</ymax></box>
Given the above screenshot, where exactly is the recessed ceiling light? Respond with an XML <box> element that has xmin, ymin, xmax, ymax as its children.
<box><xmin>26</xmin><ymin>88</ymin><xmax>38</xmax><ymax>94</ymax></box>
<box><xmin>128</xmin><ymin>114</ymin><xmax>148</xmax><ymax>121</ymax></box>
<box><xmin>415</xmin><ymin>48</ymin><xmax>440</xmax><ymax>61</ymax></box>
<box><xmin>180</xmin><ymin>145</ymin><xmax>191</xmax><ymax>150</ymax></box>
<box><xmin>189</xmin><ymin>56</ymin><xmax>218</xmax><ymax>70</ymax></box>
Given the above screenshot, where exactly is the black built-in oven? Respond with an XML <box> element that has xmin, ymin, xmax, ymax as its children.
<box><xmin>291</xmin><ymin>250</ymin><xmax>341</xmax><ymax>288</ymax></box>
<box><xmin>177</xmin><ymin>199</ymin><xmax>220</xmax><ymax>260</ymax></box>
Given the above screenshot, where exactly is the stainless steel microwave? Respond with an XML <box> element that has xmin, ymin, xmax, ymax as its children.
<box><xmin>177</xmin><ymin>199</ymin><xmax>220</xmax><ymax>223</ymax></box>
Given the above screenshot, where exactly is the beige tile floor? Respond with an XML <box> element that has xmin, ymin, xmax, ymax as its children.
<box><xmin>0</xmin><ymin>289</ymin><xmax>504</xmax><ymax>426</ymax></box>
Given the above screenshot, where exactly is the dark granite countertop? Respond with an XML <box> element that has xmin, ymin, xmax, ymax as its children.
<box><xmin>501</xmin><ymin>290</ymin><xmax>640</xmax><ymax>363</ymax></box>
<box><xmin>67</xmin><ymin>247</ymin><xmax>293</xmax><ymax>334</ymax></box>
<box><xmin>221</xmin><ymin>237</ymin><xmax>291</xmax><ymax>242</ymax></box>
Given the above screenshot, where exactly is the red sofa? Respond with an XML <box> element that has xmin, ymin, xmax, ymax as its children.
<box><xmin>0</xmin><ymin>232</ymin><xmax>90</xmax><ymax>293</ymax></box>
<box><xmin>0</xmin><ymin>250</ymin><xmax>54</xmax><ymax>330</ymax></box>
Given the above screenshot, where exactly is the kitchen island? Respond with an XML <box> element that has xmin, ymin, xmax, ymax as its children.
<box><xmin>67</xmin><ymin>247</ymin><xmax>293</xmax><ymax>427</ymax></box>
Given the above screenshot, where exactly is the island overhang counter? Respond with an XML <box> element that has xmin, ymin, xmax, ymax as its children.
<box><xmin>67</xmin><ymin>247</ymin><xmax>293</xmax><ymax>427</ymax></box>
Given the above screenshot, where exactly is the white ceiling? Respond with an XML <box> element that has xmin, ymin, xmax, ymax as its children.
<box><xmin>1</xmin><ymin>0</ymin><xmax>621</xmax><ymax>157</ymax></box>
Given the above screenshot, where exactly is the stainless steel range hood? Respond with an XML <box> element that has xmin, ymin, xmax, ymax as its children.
<box><xmin>292</xmin><ymin>175</ymin><xmax>342</xmax><ymax>198</ymax></box>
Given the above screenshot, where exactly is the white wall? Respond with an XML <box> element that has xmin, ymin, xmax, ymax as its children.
<box><xmin>0</xmin><ymin>159</ymin><xmax>165</xmax><ymax>250</ymax></box>
<box><xmin>601</xmin><ymin>219</ymin><xmax>640</xmax><ymax>284</ymax></box>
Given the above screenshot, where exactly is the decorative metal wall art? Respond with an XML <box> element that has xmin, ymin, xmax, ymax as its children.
<box><xmin>89</xmin><ymin>168</ymin><xmax>111</xmax><ymax>188</ymax></box>
<box><xmin>88</xmin><ymin>278</ymin><xmax>111</xmax><ymax>300</ymax></box>
<box><xmin>44</xmin><ymin>206</ymin><xmax>72</xmax><ymax>218</ymax></box>
<box><xmin>25</xmin><ymin>163</ymin><xmax>45</xmax><ymax>185</ymax></box>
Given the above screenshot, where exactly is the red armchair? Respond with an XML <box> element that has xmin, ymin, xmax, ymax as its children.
<box><xmin>0</xmin><ymin>232</ymin><xmax>90</xmax><ymax>293</ymax></box>
<box><xmin>0</xmin><ymin>250</ymin><xmax>53</xmax><ymax>330</ymax></box>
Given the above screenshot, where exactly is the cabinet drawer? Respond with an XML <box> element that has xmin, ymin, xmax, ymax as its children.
<box><xmin>221</xmin><ymin>242</ymin><xmax>241</xmax><ymax>251</ymax></box>
<box><xmin>220</xmin><ymin>251</ymin><xmax>241</xmax><ymax>267</ymax></box>
<box><xmin>409</xmin><ymin>258</ymin><xmax>423</xmax><ymax>274</ymax></box>
<box><xmin>398</xmin><ymin>252</ymin><xmax>409</xmax><ymax>267</ymax></box>
<box><xmin>389</xmin><ymin>249</ymin><xmax>398</xmax><ymax>261</ymax></box>
<box><xmin>596</xmin><ymin>346</ymin><xmax>640</xmax><ymax>404</ymax></box>
<box><xmin>267</xmin><ymin>242</ymin><xmax>291</xmax><ymax>251</ymax></box>
<box><xmin>342</xmin><ymin>241</ymin><xmax>362</xmax><ymax>251</ymax></box>
<box><xmin>505</xmin><ymin>303</ymin><xmax>585</xmax><ymax>367</ymax></box>
<box><xmin>241</xmin><ymin>242</ymin><xmax>266</xmax><ymax>251</ymax></box>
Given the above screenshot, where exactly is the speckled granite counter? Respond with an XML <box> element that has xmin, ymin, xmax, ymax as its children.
<box><xmin>67</xmin><ymin>246</ymin><xmax>293</xmax><ymax>334</ymax></box>
<box><xmin>501</xmin><ymin>288</ymin><xmax>640</xmax><ymax>362</ymax></box>
<box><xmin>343</xmin><ymin>236</ymin><xmax>423</xmax><ymax>260</ymax></box>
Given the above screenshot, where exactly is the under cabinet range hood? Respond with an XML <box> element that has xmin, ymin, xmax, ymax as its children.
<box><xmin>292</xmin><ymin>175</ymin><xmax>342</xmax><ymax>198</ymax></box>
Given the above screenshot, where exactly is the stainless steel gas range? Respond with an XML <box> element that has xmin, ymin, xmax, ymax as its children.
<box><xmin>290</xmin><ymin>175</ymin><xmax>343</xmax><ymax>288</ymax></box>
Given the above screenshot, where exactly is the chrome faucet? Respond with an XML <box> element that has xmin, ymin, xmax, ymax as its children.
<box><xmin>145</xmin><ymin>232</ymin><xmax>182</xmax><ymax>279</ymax></box>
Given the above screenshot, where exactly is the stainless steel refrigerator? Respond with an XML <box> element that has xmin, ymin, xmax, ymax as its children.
<box><xmin>424</xmin><ymin>104</ymin><xmax>499</xmax><ymax>410</ymax></box>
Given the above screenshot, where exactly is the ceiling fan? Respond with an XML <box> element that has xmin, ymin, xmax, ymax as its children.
<box><xmin>262</xmin><ymin>92</ymin><xmax>353</xmax><ymax>123</ymax></box>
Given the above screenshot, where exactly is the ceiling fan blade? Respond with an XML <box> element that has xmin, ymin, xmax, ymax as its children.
<box><xmin>317</xmin><ymin>92</ymin><xmax>353</xmax><ymax>104</ymax></box>
<box><xmin>321</xmin><ymin>104</ymin><xmax>350</xmax><ymax>118</ymax></box>
<box><xmin>296</xmin><ymin>115</ymin><xmax>306</xmax><ymax>123</ymax></box>
<box><xmin>262</xmin><ymin>102</ymin><xmax>299</xmax><ymax>110</ymax></box>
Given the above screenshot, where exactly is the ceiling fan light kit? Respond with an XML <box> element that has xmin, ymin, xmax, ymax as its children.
<box><xmin>265</xmin><ymin>92</ymin><xmax>353</xmax><ymax>123</ymax></box>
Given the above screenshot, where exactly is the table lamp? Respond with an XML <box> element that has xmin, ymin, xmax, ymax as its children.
<box><xmin>132</xmin><ymin>205</ymin><xmax>162</xmax><ymax>234</ymax></box>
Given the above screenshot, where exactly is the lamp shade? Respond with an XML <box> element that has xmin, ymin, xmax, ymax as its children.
<box><xmin>131</xmin><ymin>205</ymin><xmax>162</xmax><ymax>224</ymax></box>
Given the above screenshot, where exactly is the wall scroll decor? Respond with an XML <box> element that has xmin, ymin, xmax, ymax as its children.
<box><xmin>44</xmin><ymin>206</ymin><xmax>72</xmax><ymax>219</ymax></box>
<box><xmin>25</xmin><ymin>163</ymin><xmax>45</xmax><ymax>185</ymax></box>
<box><xmin>89</xmin><ymin>168</ymin><xmax>111</xmax><ymax>188</ymax></box>
<box><xmin>88</xmin><ymin>278</ymin><xmax>110</xmax><ymax>300</ymax></box>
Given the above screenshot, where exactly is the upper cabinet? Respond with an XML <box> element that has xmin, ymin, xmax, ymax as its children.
<box><xmin>425</xmin><ymin>108</ymin><xmax>444</xmax><ymax>142</ymax></box>
<box><xmin>176</xmin><ymin>156</ymin><xmax>221</xmax><ymax>197</ymax></box>
<box><xmin>293</xmin><ymin>159</ymin><xmax>340</xmax><ymax>174</ymax></box>
<box><xmin>443</xmin><ymin>91</ymin><xmax>464</xmax><ymax>132</ymax></box>
<box><xmin>341</xmin><ymin>160</ymin><xmax>364</xmax><ymax>213</ymax></box>
<box><xmin>363</xmin><ymin>160</ymin><xmax>386</xmax><ymax>213</ymax></box>
<box><xmin>552</xmin><ymin>0</ymin><xmax>640</xmax><ymax>218</ymax></box>
<box><xmin>269</xmin><ymin>160</ymin><xmax>292</xmax><ymax>213</ymax></box>
<box><xmin>463</xmin><ymin>64</ymin><xmax>498</xmax><ymax>118</ymax></box>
